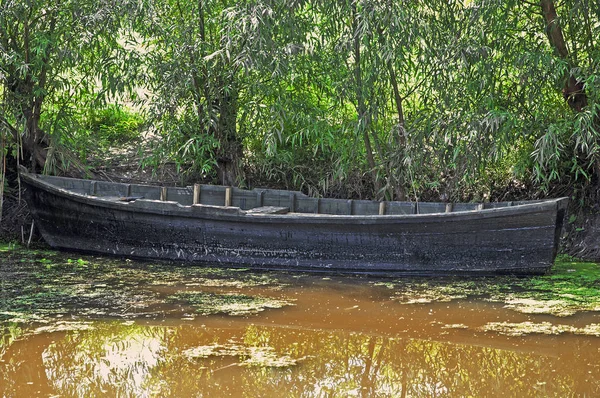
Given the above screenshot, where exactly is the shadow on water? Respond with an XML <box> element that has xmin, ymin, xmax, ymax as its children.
<box><xmin>1</xmin><ymin>243</ymin><xmax>600</xmax><ymax>397</ymax></box>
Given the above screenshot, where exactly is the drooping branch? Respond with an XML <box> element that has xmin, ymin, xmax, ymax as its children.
<box><xmin>351</xmin><ymin>2</ymin><xmax>378</xmax><ymax>195</ymax></box>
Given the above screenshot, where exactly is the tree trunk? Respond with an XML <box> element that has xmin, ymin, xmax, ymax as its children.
<box><xmin>214</xmin><ymin>84</ymin><xmax>243</xmax><ymax>187</ymax></box>
<box><xmin>540</xmin><ymin>0</ymin><xmax>588</xmax><ymax>112</ymax></box>
<box><xmin>540</xmin><ymin>0</ymin><xmax>599</xmax><ymax>179</ymax></box>
<box><xmin>387</xmin><ymin>61</ymin><xmax>407</xmax><ymax>200</ymax></box>
<box><xmin>5</xmin><ymin>10</ymin><xmax>57</xmax><ymax>173</ymax></box>
<box><xmin>24</xmin><ymin>103</ymin><xmax>49</xmax><ymax>172</ymax></box>
<box><xmin>8</xmin><ymin>79</ymin><xmax>48</xmax><ymax>172</ymax></box>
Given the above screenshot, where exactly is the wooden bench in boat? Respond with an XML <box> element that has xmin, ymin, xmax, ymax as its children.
<box><xmin>245</xmin><ymin>206</ymin><xmax>289</xmax><ymax>214</ymax></box>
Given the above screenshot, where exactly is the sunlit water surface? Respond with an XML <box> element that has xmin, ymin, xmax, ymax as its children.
<box><xmin>1</xmin><ymin>247</ymin><xmax>599</xmax><ymax>397</ymax></box>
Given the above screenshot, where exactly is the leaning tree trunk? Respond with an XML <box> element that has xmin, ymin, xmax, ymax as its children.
<box><xmin>22</xmin><ymin>102</ymin><xmax>49</xmax><ymax>172</ymax></box>
<box><xmin>540</xmin><ymin>0</ymin><xmax>599</xmax><ymax>179</ymax></box>
<box><xmin>540</xmin><ymin>0</ymin><xmax>588</xmax><ymax>112</ymax></box>
<box><xmin>539</xmin><ymin>0</ymin><xmax>600</xmax><ymax>261</ymax></box>
<box><xmin>6</xmin><ymin>10</ymin><xmax>57</xmax><ymax>173</ymax></box>
<box><xmin>7</xmin><ymin>79</ymin><xmax>49</xmax><ymax>173</ymax></box>
<box><xmin>387</xmin><ymin>60</ymin><xmax>407</xmax><ymax>201</ymax></box>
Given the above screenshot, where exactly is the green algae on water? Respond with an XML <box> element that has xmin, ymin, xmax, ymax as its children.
<box><xmin>382</xmin><ymin>256</ymin><xmax>600</xmax><ymax>317</ymax></box>
<box><xmin>183</xmin><ymin>343</ymin><xmax>300</xmax><ymax>368</ymax></box>
<box><xmin>505</xmin><ymin>258</ymin><xmax>600</xmax><ymax>316</ymax></box>
<box><xmin>480</xmin><ymin>321</ymin><xmax>600</xmax><ymax>337</ymax></box>
<box><xmin>167</xmin><ymin>291</ymin><xmax>295</xmax><ymax>316</ymax></box>
<box><xmin>4</xmin><ymin>242</ymin><xmax>600</xmax><ymax>324</ymax></box>
<box><xmin>0</xmin><ymin>244</ymin><xmax>295</xmax><ymax>325</ymax></box>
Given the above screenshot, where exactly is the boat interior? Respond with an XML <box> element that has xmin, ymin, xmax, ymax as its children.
<box><xmin>36</xmin><ymin>174</ymin><xmax>536</xmax><ymax>216</ymax></box>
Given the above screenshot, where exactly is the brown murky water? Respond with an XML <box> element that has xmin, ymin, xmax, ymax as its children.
<box><xmin>1</xmin><ymin>247</ymin><xmax>600</xmax><ymax>397</ymax></box>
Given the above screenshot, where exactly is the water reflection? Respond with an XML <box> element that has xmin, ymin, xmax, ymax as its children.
<box><xmin>43</xmin><ymin>324</ymin><xmax>168</xmax><ymax>397</ymax></box>
<box><xmin>1</xmin><ymin>320</ymin><xmax>599</xmax><ymax>397</ymax></box>
<box><xmin>2</xmin><ymin>246</ymin><xmax>600</xmax><ymax>396</ymax></box>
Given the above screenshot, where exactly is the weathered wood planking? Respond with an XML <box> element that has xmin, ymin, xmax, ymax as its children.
<box><xmin>38</xmin><ymin>175</ymin><xmax>501</xmax><ymax>216</ymax></box>
<box><xmin>20</xmin><ymin>171</ymin><xmax>568</xmax><ymax>275</ymax></box>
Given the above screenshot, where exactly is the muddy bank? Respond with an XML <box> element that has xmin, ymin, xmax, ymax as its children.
<box><xmin>564</xmin><ymin>210</ymin><xmax>600</xmax><ymax>259</ymax></box>
<box><xmin>0</xmin><ymin>195</ymin><xmax>32</xmax><ymax>242</ymax></box>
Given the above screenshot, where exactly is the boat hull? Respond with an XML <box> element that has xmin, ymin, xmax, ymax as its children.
<box><xmin>21</xmin><ymin>173</ymin><xmax>568</xmax><ymax>275</ymax></box>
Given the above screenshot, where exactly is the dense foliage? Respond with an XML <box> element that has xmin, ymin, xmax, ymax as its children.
<box><xmin>1</xmin><ymin>0</ymin><xmax>599</xmax><ymax>203</ymax></box>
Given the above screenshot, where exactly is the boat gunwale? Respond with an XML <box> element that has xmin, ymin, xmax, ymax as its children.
<box><xmin>20</xmin><ymin>171</ymin><xmax>569</xmax><ymax>225</ymax></box>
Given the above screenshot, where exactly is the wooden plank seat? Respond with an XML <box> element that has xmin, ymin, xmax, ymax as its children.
<box><xmin>245</xmin><ymin>206</ymin><xmax>289</xmax><ymax>214</ymax></box>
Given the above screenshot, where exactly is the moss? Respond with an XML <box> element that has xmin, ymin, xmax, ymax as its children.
<box><xmin>506</xmin><ymin>258</ymin><xmax>600</xmax><ymax>316</ymax></box>
<box><xmin>391</xmin><ymin>281</ymin><xmax>471</xmax><ymax>304</ymax></box>
<box><xmin>33</xmin><ymin>321</ymin><xmax>95</xmax><ymax>334</ymax></box>
<box><xmin>502</xmin><ymin>298</ymin><xmax>577</xmax><ymax>317</ymax></box>
<box><xmin>441</xmin><ymin>323</ymin><xmax>469</xmax><ymax>330</ymax></box>
<box><xmin>3</xmin><ymin>243</ymin><xmax>600</xmax><ymax>325</ymax></box>
<box><xmin>379</xmin><ymin>256</ymin><xmax>600</xmax><ymax>316</ymax></box>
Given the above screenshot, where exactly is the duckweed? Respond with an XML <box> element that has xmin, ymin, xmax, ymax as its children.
<box><xmin>0</xmin><ymin>244</ymin><xmax>292</xmax><ymax>325</ymax></box>
<box><xmin>183</xmin><ymin>343</ymin><xmax>299</xmax><ymax>367</ymax></box>
<box><xmin>383</xmin><ymin>256</ymin><xmax>600</xmax><ymax>316</ymax></box>
<box><xmin>480</xmin><ymin>321</ymin><xmax>600</xmax><ymax>337</ymax></box>
<box><xmin>167</xmin><ymin>291</ymin><xmax>294</xmax><ymax>316</ymax></box>
<box><xmin>3</xmin><ymin>243</ymin><xmax>600</xmax><ymax>328</ymax></box>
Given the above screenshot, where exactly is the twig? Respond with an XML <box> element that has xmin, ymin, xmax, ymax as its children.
<box><xmin>212</xmin><ymin>363</ymin><xmax>240</xmax><ymax>373</ymax></box>
<box><xmin>94</xmin><ymin>162</ymin><xmax>142</xmax><ymax>170</ymax></box>
<box><xmin>27</xmin><ymin>220</ymin><xmax>34</xmax><ymax>248</ymax></box>
<box><xmin>95</xmin><ymin>169</ymin><xmax>114</xmax><ymax>182</ymax></box>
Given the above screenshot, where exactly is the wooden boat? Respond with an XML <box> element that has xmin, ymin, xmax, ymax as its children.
<box><xmin>20</xmin><ymin>169</ymin><xmax>568</xmax><ymax>275</ymax></box>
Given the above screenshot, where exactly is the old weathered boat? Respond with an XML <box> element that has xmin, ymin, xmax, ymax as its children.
<box><xmin>20</xmin><ymin>169</ymin><xmax>568</xmax><ymax>275</ymax></box>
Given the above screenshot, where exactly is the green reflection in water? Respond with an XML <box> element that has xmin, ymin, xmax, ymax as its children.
<box><xmin>1</xmin><ymin>322</ymin><xmax>597</xmax><ymax>397</ymax></box>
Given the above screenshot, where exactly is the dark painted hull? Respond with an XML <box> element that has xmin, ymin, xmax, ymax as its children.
<box><xmin>21</xmin><ymin>172</ymin><xmax>568</xmax><ymax>275</ymax></box>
